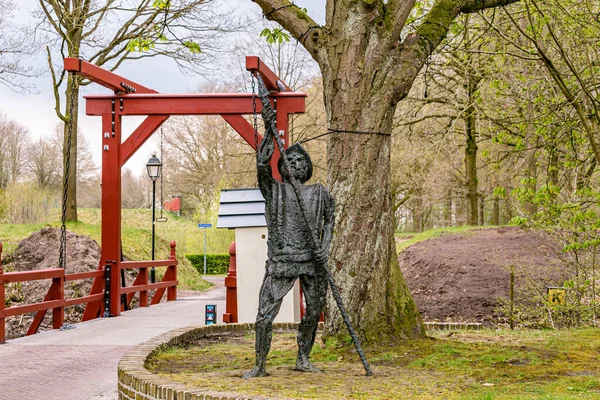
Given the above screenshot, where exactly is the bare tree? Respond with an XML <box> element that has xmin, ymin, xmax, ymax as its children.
<box><xmin>163</xmin><ymin>83</ymin><xmax>256</xmax><ymax>217</ymax></box>
<box><xmin>28</xmin><ymin>136</ymin><xmax>61</xmax><ymax>189</ymax></box>
<box><xmin>121</xmin><ymin>169</ymin><xmax>147</xmax><ymax>209</ymax></box>
<box><xmin>0</xmin><ymin>0</ymin><xmax>38</xmax><ymax>92</ymax></box>
<box><xmin>50</xmin><ymin>123</ymin><xmax>98</xmax><ymax>185</ymax></box>
<box><xmin>36</xmin><ymin>0</ymin><xmax>235</xmax><ymax>221</ymax></box>
<box><xmin>0</xmin><ymin>113</ymin><xmax>30</xmax><ymax>188</ymax></box>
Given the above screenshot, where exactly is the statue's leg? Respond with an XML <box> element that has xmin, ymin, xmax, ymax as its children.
<box><xmin>295</xmin><ymin>269</ymin><xmax>327</xmax><ymax>373</ymax></box>
<box><xmin>244</xmin><ymin>274</ymin><xmax>296</xmax><ymax>378</ymax></box>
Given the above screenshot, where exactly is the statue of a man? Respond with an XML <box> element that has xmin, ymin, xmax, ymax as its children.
<box><xmin>244</xmin><ymin>78</ymin><xmax>335</xmax><ymax>378</ymax></box>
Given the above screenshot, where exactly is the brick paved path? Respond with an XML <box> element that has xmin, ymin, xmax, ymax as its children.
<box><xmin>0</xmin><ymin>277</ymin><xmax>225</xmax><ymax>400</ymax></box>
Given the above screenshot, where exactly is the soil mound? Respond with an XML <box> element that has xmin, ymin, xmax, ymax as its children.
<box><xmin>2</xmin><ymin>227</ymin><xmax>101</xmax><ymax>339</ymax></box>
<box><xmin>399</xmin><ymin>227</ymin><xmax>565</xmax><ymax>325</ymax></box>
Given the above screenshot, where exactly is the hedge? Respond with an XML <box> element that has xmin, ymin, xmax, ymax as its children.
<box><xmin>185</xmin><ymin>253</ymin><xmax>230</xmax><ymax>275</ymax></box>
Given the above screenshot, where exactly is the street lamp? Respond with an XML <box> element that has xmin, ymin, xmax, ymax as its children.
<box><xmin>146</xmin><ymin>154</ymin><xmax>162</xmax><ymax>283</ymax></box>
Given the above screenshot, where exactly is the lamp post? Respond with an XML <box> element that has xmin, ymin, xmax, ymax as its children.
<box><xmin>146</xmin><ymin>154</ymin><xmax>162</xmax><ymax>283</ymax></box>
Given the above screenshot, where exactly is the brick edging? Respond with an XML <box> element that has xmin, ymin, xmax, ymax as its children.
<box><xmin>117</xmin><ymin>322</ymin><xmax>298</xmax><ymax>400</ymax></box>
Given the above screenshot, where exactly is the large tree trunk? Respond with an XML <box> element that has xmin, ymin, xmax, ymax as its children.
<box><xmin>463</xmin><ymin>17</ymin><xmax>479</xmax><ymax>226</ymax></box>
<box><xmin>63</xmin><ymin>75</ymin><xmax>79</xmax><ymax>222</ymax></box>
<box><xmin>324</xmin><ymin>98</ymin><xmax>423</xmax><ymax>340</ymax></box>
<box><xmin>319</xmin><ymin>32</ymin><xmax>423</xmax><ymax>341</ymax></box>
<box><xmin>465</xmin><ymin>106</ymin><xmax>478</xmax><ymax>225</ymax></box>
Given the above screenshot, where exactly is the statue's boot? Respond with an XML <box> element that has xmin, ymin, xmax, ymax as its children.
<box><xmin>294</xmin><ymin>324</ymin><xmax>322</xmax><ymax>373</ymax></box>
<box><xmin>243</xmin><ymin>321</ymin><xmax>272</xmax><ymax>378</ymax></box>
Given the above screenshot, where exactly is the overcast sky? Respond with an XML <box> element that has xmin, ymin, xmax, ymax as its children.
<box><xmin>0</xmin><ymin>0</ymin><xmax>325</xmax><ymax>176</ymax></box>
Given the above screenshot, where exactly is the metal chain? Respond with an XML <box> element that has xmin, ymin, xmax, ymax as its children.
<box><xmin>251</xmin><ymin>73</ymin><xmax>258</xmax><ymax>151</ymax></box>
<box><xmin>59</xmin><ymin>73</ymin><xmax>77</xmax><ymax>270</ymax></box>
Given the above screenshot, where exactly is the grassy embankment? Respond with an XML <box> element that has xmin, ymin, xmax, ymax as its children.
<box><xmin>148</xmin><ymin>327</ymin><xmax>600</xmax><ymax>399</ymax></box>
<box><xmin>395</xmin><ymin>225</ymin><xmax>481</xmax><ymax>253</ymax></box>
<box><xmin>0</xmin><ymin>208</ymin><xmax>234</xmax><ymax>291</ymax></box>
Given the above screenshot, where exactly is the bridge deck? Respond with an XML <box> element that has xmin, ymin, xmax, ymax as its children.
<box><xmin>0</xmin><ymin>278</ymin><xmax>225</xmax><ymax>400</ymax></box>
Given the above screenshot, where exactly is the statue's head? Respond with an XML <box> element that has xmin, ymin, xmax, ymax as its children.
<box><xmin>278</xmin><ymin>143</ymin><xmax>313</xmax><ymax>183</ymax></box>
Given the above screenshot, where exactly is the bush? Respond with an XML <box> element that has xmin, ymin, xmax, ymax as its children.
<box><xmin>0</xmin><ymin>182</ymin><xmax>59</xmax><ymax>224</ymax></box>
<box><xmin>185</xmin><ymin>253</ymin><xmax>230</xmax><ymax>275</ymax></box>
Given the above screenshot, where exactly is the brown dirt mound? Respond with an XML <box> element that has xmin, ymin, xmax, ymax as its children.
<box><xmin>3</xmin><ymin>227</ymin><xmax>101</xmax><ymax>339</ymax></box>
<box><xmin>399</xmin><ymin>227</ymin><xmax>566</xmax><ymax>325</ymax></box>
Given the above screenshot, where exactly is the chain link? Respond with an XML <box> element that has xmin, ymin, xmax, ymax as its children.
<box><xmin>251</xmin><ymin>73</ymin><xmax>258</xmax><ymax>151</ymax></box>
<box><xmin>59</xmin><ymin>73</ymin><xmax>77</xmax><ymax>270</ymax></box>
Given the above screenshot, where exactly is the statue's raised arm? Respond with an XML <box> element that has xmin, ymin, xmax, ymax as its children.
<box><xmin>256</xmin><ymin>74</ymin><xmax>278</xmax><ymax>198</ymax></box>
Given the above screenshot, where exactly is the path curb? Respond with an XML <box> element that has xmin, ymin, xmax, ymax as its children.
<box><xmin>118</xmin><ymin>322</ymin><xmax>298</xmax><ymax>400</ymax></box>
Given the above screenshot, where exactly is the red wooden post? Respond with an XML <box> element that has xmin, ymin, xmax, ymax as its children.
<box><xmin>0</xmin><ymin>241</ymin><xmax>5</xmax><ymax>343</ymax></box>
<box><xmin>223</xmin><ymin>241</ymin><xmax>238</xmax><ymax>323</ymax></box>
<box><xmin>102</xmin><ymin>111</ymin><xmax>123</xmax><ymax>317</ymax></box>
<box><xmin>139</xmin><ymin>266</ymin><xmax>149</xmax><ymax>307</ymax></box>
<box><xmin>51</xmin><ymin>273</ymin><xmax>65</xmax><ymax>330</ymax></box>
<box><xmin>167</xmin><ymin>241</ymin><xmax>177</xmax><ymax>301</ymax></box>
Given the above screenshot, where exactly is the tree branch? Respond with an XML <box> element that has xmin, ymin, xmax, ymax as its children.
<box><xmin>388</xmin><ymin>0</ymin><xmax>522</xmax><ymax>104</ymax></box>
<box><xmin>46</xmin><ymin>46</ymin><xmax>67</xmax><ymax>122</ymax></box>
<box><xmin>250</xmin><ymin>0</ymin><xmax>323</xmax><ymax>63</ymax></box>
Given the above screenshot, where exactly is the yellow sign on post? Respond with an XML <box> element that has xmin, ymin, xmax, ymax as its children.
<box><xmin>547</xmin><ymin>287</ymin><xmax>567</xmax><ymax>306</ymax></box>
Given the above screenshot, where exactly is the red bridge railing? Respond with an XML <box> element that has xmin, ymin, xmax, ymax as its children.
<box><xmin>0</xmin><ymin>240</ymin><xmax>178</xmax><ymax>344</ymax></box>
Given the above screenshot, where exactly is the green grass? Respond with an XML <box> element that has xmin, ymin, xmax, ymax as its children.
<box><xmin>148</xmin><ymin>327</ymin><xmax>600</xmax><ymax>399</ymax></box>
<box><xmin>0</xmin><ymin>208</ymin><xmax>230</xmax><ymax>291</ymax></box>
<box><xmin>395</xmin><ymin>225</ymin><xmax>484</xmax><ymax>253</ymax></box>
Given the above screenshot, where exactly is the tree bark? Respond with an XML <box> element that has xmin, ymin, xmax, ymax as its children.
<box><xmin>252</xmin><ymin>0</ymin><xmax>522</xmax><ymax>342</ymax></box>
<box><xmin>63</xmin><ymin>75</ymin><xmax>79</xmax><ymax>222</ymax></box>
<box><xmin>444</xmin><ymin>189</ymin><xmax>453</xmax><ymax>227</ymax></box>
<box><xmin>493</xmin><ymin>196</ymin><xmax>500</xmax><ymax>225</ymax></box>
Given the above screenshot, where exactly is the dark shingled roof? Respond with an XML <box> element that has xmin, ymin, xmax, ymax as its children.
<box><xmin>217</xmin><ymin>188</ymin><xmax>266</xmax><ymax>229</ymax></box>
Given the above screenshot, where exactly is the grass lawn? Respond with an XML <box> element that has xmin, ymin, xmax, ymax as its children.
<box><xmin>147</xmin><ymin>327</ymin><xmax>600</xmax><ymax>399</ymax></box>
<box><xmin>0</xmin><ymin>208</ymin><xmax>232</xmax><ymax>291</ymax></box>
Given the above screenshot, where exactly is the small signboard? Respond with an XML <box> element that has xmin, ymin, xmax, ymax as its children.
<box><xmin>205</xmin><ymin>304</ymin><xmax>217</xmax><ymax>325</ymax></box>
<box><xmin>198</xmin><ymin>223</ymin><xmax>212</xmax><ymax>228</ymax></box>
<box><xmin>547</xmin><ymin>287</ymin><xmax>567</xmax><ymax>306</ymax></box>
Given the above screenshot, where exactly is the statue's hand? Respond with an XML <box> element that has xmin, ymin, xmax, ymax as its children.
<box><xmin>314</xmin><ymin>246</ymin><xmax>329</xmax><ymax>265</ymax></box>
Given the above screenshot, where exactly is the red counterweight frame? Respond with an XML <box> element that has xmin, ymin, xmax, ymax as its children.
<box><xmin>64</xmin><ymin>56</ymin><xmax>306</xmax><ymax>318</ymax></box>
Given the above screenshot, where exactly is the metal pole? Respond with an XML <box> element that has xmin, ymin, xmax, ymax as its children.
<box><xmin>203</xmin><ymin>228</ymin><xmax>207</xmax><ymax>275</ymax></box>
<box><xmin>151</xmin><ymin>179</ymin><xmax>156</xmax><ymax>283</ymax></box>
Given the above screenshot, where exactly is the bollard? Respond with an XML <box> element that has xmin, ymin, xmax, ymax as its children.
<box><xmin>223</xmin><ymin>241</ymin><xmax>238</xmax><ymax>323</ymax></box>
<box><xmin>167</xmin><ymin>241</ymin><xmax>177</xmax><ymax>301</ymax></box>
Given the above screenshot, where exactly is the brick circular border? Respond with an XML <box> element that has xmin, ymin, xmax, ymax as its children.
<box><xmin>118</xmin><ymin>322</ymin><xmax>299</xmax><ymax>400</ymax></box>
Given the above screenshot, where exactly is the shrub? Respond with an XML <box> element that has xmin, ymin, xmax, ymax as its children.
<box><xmin>185</xmin><ymin>253</ymin><xmax>230</xmax><ymax>275</ymax></box>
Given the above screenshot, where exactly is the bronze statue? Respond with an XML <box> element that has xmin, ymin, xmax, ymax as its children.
<box><xmin>243</xmin><ymin>77</ymin><xmax>335</xmax><ymax>378</ymax></box>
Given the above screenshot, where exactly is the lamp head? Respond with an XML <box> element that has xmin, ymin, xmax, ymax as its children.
<box><xmin>146</xmin><ymin>154</ymin><xmax>162</xmax><ymax>181</ymax></box>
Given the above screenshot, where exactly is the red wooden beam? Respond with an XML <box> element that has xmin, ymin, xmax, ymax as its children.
<box><xmin>120</xmin><ymin>115</ymin><xmax>169</xmax><ymax>167</ymax></box>
<box><xmin>64</xmin><ymin>293</ymin><xmax>104</xmax><ymax>308</ymax></box>
<box><xmin>120</xmin><ymin>260</ymin><xmax>177</xmax><ymax>269</ymax></box>
<box><xmin>0</xmin><ymin>269</ymin><xmax>63</xmax><ymax>283</ymax></box>
<box><xmin>27</xmin><ymin>290</ymin><xmax>52</xmax><ymax>336</ymax></box>
<box><xmin>65</xmin><ymin>270</ymin><xmax>104</xmax><ymax>282</ymax></box>
<box><xmin>64</xmin><ymin>58</ymin><xmax>156</xmax><ymax>94</ymax></box>
<box><xmin>84</xmin><ymin>93</ymin><xmax>306</xmax><ymax>116</ymax></box>
<box><xmin>221</xmin><ymin>115</ymin><xmax>263</xmax><ymax>150</ymax></box>
<box><xmin>1</xmin><ymin>300</ymin><xmax>63</xmax><ymax>318</ymax></box>
<box><xmin>120</xmin><ymin>281</ymin><xmax>176</xmax><ymax>295</ymax></box>
<box><xmin>246</xmin><ymin>56</ymin><xmax>291</xmax><ymax>92</ymax></box>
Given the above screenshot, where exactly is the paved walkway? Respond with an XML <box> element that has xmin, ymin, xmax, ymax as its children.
<box><xmin>0</xmin><ymin>277</ymin><xmax>225</xmax><ymax>400</ymax></box>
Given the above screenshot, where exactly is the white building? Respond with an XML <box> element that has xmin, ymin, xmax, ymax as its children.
<box><xmin>217</xmin><ymin>188</ymin><xmax>301</xmax><ymax>323</ymax></box>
